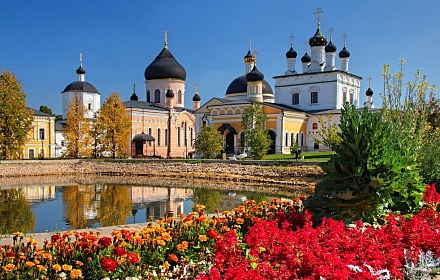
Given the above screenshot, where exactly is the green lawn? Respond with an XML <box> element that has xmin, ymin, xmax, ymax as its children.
<box><xmin>261</xmin><ymin>151</ymin><xmax>333</xmax><ymax>162</ymax></box>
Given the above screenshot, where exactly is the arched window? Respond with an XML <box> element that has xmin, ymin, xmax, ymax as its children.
<box><xmin>285</xmin><ymin>132</ymin><xmax>289</xmax><ymax>147</ymax></box>
<box><xmin>39</xmin><ymin>128</ymin><xmax>45</xmax><ymax>140</ymax></box>
<box><xmin>240</xmin><ymin>132</ymin><xmax>245</xmax><ymax>148</ymax></box>
<box><xmin>154</xmin><ymin>89</ymin><xmax>160</xmax><ymax>103</ymax></box>
<box><xmin>148</xmin><ymin>128</ymin><xmax>152</xmax><ymax>146</ymax></box>
<box><xmin>177</xmin><ymin>127</ymin><xmax>181</xmax><ymax>146</ymax></box>
<box><xmin>178</xmin><ymin>90</ymin><xmax>182</xmax><ymax>104</ymax></box>
<box><xmin>164</xmin><ymin>128</ymin><xmax>168</xmax><ymax>146</ymax></box>
<box><xmin>157</xmin><ymin>128</ymin><xmax>161</xmax><ymax>146</ymax></box>
<box><xmin>300</xmin><ymin>133</ymin><xmax>304</xmax><ymax>146</ymax></box>
<box><xmin>184</xmin><ymin>122</ymin><xmax>188</xmax><ymax>147</ymax></box>
<box><xmin>147</xmin><ymin>90</ymin><xmax>151</xmax><ymax>102</ymax></box>
<box><xmin>190</xmin><ymin>127</ymin><xmax>193</xmax><ymax>146</ymax></box>
<box><xmin>296</xmin><ymin>133</ymin><xmax>299</xmax><ymax>145</ymax></box>
<box><xmin>290</xmin><ymin>133</ymin><xmax>294</xmax><ymax>146</ymax></box>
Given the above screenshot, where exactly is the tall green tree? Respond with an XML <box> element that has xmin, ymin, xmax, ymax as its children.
<box><xmin>39</xmin><ymin>105</ymin><xmax>53</xmax><ymax>115</ymax></box>
<box><xmin>242</xmin><ymin>103</ymin><xmax>272</xmax><ymax>160</ymax></box>
<box><xmin>63</xmin><ymin>93</ymin><xmax>92</xmax><ymax>158</ymax></box>
<box><xmin>194</xmin><ymin>125</ymin><xmax>223</xmax><ymax>159</ymax></box>
<box><xmin>381</xmin><ymin>59</ymin><xmax>439</xmax><ymax>183</ymax></box>
<box><xmin>304</xmin><ymin>104</ymin><xmax>425</xmax><ymax>224</ymax></box>
<box><xmin>0</xmin><ymin>70</ymin><xmax>33</xmax><ymax>159</ymax></box>
<box><xmin>94</xmin><ymin>92</ymin><xmax>131</xmax><ymax>158</ymax></box>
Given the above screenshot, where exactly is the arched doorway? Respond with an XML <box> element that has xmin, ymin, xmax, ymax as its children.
<box><xmin>267</xmin><ymin>130</ymin><xmax>276</xmax><ymax>154</ymax></box>
<box><xmin>225</xmin><ymin>133</ymin><xmax>234</xmax><ymax>153</ymax></box>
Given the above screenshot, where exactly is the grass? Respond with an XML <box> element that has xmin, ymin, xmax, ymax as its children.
<box><xmin>261</xmin><ymin>151</ymin><xmax>333</xmax><ymax>162</ymax></box>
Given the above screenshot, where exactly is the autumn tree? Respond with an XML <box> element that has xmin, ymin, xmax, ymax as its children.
<box><xmin>62</xmin><ymin>93</ymin><xmax>92</xmax><ymax>158</ymax></box>
<box><xmin>315</xmin><ymin>114</ymin><xmax>341</xmax><ymax>151</ymax></box>
<box><xmin>94</xmin><ymin>92</ymin><xmax>131</xmax><ymax>158</ymax></box>
<box><xmin>380</xmin><ymin>59</ymin><xmax>439</xmax><ymax>183</ymax></box>
<box><xmin>194</xmin><ymin>125</ymin><xmax>223</xmax><ymax>159</ymax></box>
<box><xmin>242</xmin><ymin>103</ymin><xmax>272</xmax><ymax>160</ymax></box>
<box><xmin>0</xmin><ymin>70</ymin><xmax>33</xmax><ymax>159</ymax></box>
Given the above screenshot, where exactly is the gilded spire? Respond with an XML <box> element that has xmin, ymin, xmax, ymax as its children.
<box><xmin>195</xmin><ymin>83</ymin><xmax>199</xmax><ymax>94</ymax></box>
<box><xmin>79</xmin><ymin>53</ymin><xmax>83</xmax><ymax>67</ymax></box>
<box><xmin>248</xmin><ymin>35</ymin><xmax>252</xmax><ymax>50</ymax></box>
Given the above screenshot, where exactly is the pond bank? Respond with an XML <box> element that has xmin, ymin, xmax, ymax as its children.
<box><xmin>0</xmin><ymin>159</ymin><xmax>324</xmax><ymax>187</ymax></box>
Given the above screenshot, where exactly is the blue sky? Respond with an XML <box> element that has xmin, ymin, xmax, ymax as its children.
<box><xmin>1</xmin><ymin>1</ymin><xmax>439</xmax><ymax>115</ymax></box>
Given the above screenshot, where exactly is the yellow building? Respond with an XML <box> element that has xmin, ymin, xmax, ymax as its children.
<box><xmin>23</xmin><ymin>108</ymin><xmax>56</xmax><ymax>159</ymax></box>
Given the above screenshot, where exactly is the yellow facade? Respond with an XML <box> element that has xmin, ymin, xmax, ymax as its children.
<box><xmin>23</xmin><ymin>110</ymin><xmax>56</xmax><ymax>159</ymax></box>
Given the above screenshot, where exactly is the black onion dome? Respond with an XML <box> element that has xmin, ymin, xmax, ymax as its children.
<box><xmin>144</xmin><ymin>47</ymin><xmax>186</xmax><ymax>81</ymax></box>
<box><xmin>325</xmin><ymin>40</ymin><xmax>337</xmax><ymax>53</ymax></box>
<box><xmin>130</xmin><ymin>93</ymin><xmax>138</xmax><ymax>101</ymax></box>
<box><xmin>244</xmin><ymin>49</ymin><xmax>256</xmax><ymax>63</ymax></box>
<box><xmin>366</xmin><ymin>87</ymin><xmax>373</xmax><ymax>96</ymax></box>
<box><xmin>286</xmin><ymin>46</ymin><xmax>297</xmax><ymax>58</ymax></box>
<box><xmin>309</xmin><ymin>28</ymin><xmax>328</xmax><ymax>47</ymax></box>
<box><xmin>226</xmin><ymin>76</ymin><xmax>273</xmax><ymax>95</ymax></box>
<box><xmin>301</xmin><ymin>52</ymin><xmax>311</xmax><ymax>63</ymax></box>
<box><xmin>166</xmin><ymin>88</ymin><xmax>174</xmax><ymax>98</ymax></box>
<box><xmin>339</xmin><ymin>46</ymin><xmax>350</xmax><ymax>58</ymax></box>
<box><xmin>62</xmin><ymin>81</ymin><xmax>99</xmax><ymax>93</ymax></box>
<box><xmin>76</xmin><ymin>66</ymin><xmax>85</xmax><ymax>75</ymax></box>
<box><xmin>246</xmin><ymin>66</ymin><xmax>264</xmax><ymax>82</ymax></box>
<box><xmin>192</xmin><ymin>93</ymin><xmax>201</xmax><ymax>102</ymax></box>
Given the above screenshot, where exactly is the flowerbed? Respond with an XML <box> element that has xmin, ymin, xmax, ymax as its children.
<box><xmin>1</xmin><ymin>185</ymin><xmax>440</xmax><ymax>279</ymax></box>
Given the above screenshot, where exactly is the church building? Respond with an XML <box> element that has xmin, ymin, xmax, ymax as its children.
<box><xmin>195</xmin><ymin>7</ymin><xmax>374</xmax><ymax>155</ymax></box>
<box><xmin>123</xmin><ymin>32</ymin><xmax>198</xmax><ymax>158</ymax></box>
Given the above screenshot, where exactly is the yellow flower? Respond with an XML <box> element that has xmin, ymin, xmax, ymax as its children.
<box><xmin>161</xmin><ymin>233</ymin><xmax>172</xmax><ymax>242</ymax></box>
<box><xmin>75</xmin><ymin>261</ymin><xmax>83</xmax><ymax>267</ymax></box>
<box><xmin>27</xmin><ymin>237</ymin><xmax>37</xmax><ymax>245</ymax></box>
<box><xmin>70</xmin><ymin>269</ymin><xmax>82</xmax><ymax>279</ymax></box>
<box><xmin>236</xmin><ymin>218</ymin><xmax>245</xmax><ymax>225</ymax></box>
<box><xmin>163</xmin><ymin>261</ymin><xmax>170</xmax><ymax>269</ymax></box>
<box><xmin>3</xmin><ymin>263</ymin><xmax>15</xmax><ymax>272</ymax></box>
<box><xmin>155</xmin><ymin>238</ymin><xmax>166</xmax><ymax>246</ymax></box>
<box><xmin>52</xmin><ymin>264</ymin><xmax>62</xmax><ymax>272</ymax></box>
<box><xmin>25</xmin><ymin>261</ymin><xmax>35</xmax><ymax>268</ymax></box>
<box><xmin>198</xmin><ymin>235</ymin><xmax>208</xmax><ymax>242</ymax></box>
<box><xmin>12</xmin><ymin>232</ymin><xmax>22</xmax><ymax>236</ymax></box>
<box><xmin>62</xmin><ymin>264</ymin><xmax>72</xmax><ymax>271</ymax></box>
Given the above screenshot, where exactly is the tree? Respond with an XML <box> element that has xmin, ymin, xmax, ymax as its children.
<box><xmin>62</xmin><ymin>93</ymin><xmax>92</xmax><ymax>158</ymax></box>
<box><xmin>97</xmin><ymin>185</ymin><xmax>131</xmax><ymax>227</ymax></box>
<box><xmin>39</xmin><ymin>105</ymin><xmax>53</xmax><ymax>115</ymax></box>
<box><xmin>0</xmin><ymin>70</ymin><xmax>33</xmax><ymax>159</ymax></box>
<box><xmin>242</xmin><ymin>103</ymin><xmax>272</xmax><ymax>160</ymax></box>
<box><xmin>304</xmin><ymin>104</ymin><xmax>425</xmax><ymax>224</ymax></box>
<box><xmin>194</xmin><ymin>125</ymin><xmax>223</xmax><ymax>159</ymax></box>
<box><xmin>380</xmin><ymin>59</ymin><xmax>439</xmax><ymax>183</ymax></box>
<box><xmin>315</xmin><ymin>114</ymin><xmax>341</xmax><ymax>151</ymax></box>
<box><xmin>94</xmin><ymin>92</ymin><xmax>131</xmax><ymax>158</ymax></box>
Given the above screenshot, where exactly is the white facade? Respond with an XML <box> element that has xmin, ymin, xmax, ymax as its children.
<box><xmin>145</xmin><ymin>78</ymin><xmax>185</xmax><ymax>108</ymax></box>
<box><xmin>61</xmin><ymin>92</ymin><xmax>100</xmax><ymax>119</ymax></box>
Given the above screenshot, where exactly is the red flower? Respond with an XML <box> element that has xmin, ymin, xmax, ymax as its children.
<box><xmin>101</xmin><ymin>257</ymin><xmax>117</xmax><ymax>272</ymax></box>
<box><xmin>113</xmin><ymin>246</ymin><xmax>127</xmax><ymax>257</ymax></box>
<box><xmin>207</xmin><ymin>229</ymin><xmax>218</xmax><ymax>239</ymax></box>
<box><xmin>98</xmin><ymin>237</ymin><xmax>112</xmax><ymax>248</ymax></box>
<box><xmin>127</xmin><ymin>253</ymin><xmax>140</xmax><ymax>264</ymax></box>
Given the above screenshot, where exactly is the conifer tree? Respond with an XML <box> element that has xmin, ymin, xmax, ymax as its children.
<box><xmin>0</xmin><ymin>69</ymin><xmax>33</xmax><ymax>159</ymax></box>
<box><xmin>63</xmin><ymin>93</ymin><xmax>92</xmax><ymax>158</ymax></box>
<box><xmin>95</xmin><ymin>92</ymin><xmax>131</xmax><ymax>158</ymax></box>
<box><xmin>242</xmin><ymin>103</ymin><xmax>272</xmax><ymax>160</ymax></box>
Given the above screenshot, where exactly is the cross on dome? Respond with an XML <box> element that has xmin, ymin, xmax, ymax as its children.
<box><xmin>164</xmin><ymin>30</ymin><xmax>168</xmax><ymax>48</ymax></box>
<box><xmin>289</xmin><ymin>34</ymin><xmax>294</xmax><ymax>47</ymax></box>
<box><xmin>328</xmin><ymin>27</ymin><xmax>334</xmax><ymax>39</ymax></box>
<box><xmin>79</xmin><ymin>53</ymin><xmax>83</xmax><ymax>67</ymax></box>
<box><xmin>368</xmin><ymin>76</ymin><xmax>372</xmax><ymax>88</ymax></box>
<box><xmin>314</xmin><ymin>6</ymin><xmax>323</xmax><ymax>28</ymax></box>
<box><xmin>342</xmin><ymin>33</ymin><xmax>348</xmax><ymax>46</ymax></box>
<box><xmin>248</xmin><ymin>35</ymin><xmax>252</xmax><ymax>50</ymax></box>
<box><xmin>195</xmin><ymin>83</ymin><xmax>199</xmax><ymax>94</ymax></box>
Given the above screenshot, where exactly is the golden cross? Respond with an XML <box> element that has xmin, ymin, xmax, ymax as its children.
<box><xmin>248</xmin><ymin>35</ymin><xmax>252</xmax><ymax>50</ymax></box>
<box><xmin>314</xmin><ymin>6</ymin><xmax>323</xmax><ymax>26</ymax></box>
<box><xmin>195</xmin><ymin>83</ymin><xmax>199</xmax><ymax>94</ymax></box>
<box><xmin>79</xmin><ymin>53</ymin><xmax>83</xmax><ymax>67</ymax></box>
<box><xmin>304</xmin><ymin>40</ymin><xmax>309</xmax><ymax>52</ymax></box>
<box><xmin>368</xmin><ymin>76</ymin><xmax>372</xmax><ymax>88</ymax></box>
<box><xmin>328</xmin><ymin>27</ymin><xmax>334</xmax><ymax>39</ymax></box>
<box><xmin>289</xmin><ymin>34</ymin><xmax>294</xmax><ymax>47</ymax></box>
<box><xmin>342</xmin><ymin>34</ymin><xmax>348</xmax><ymax>46</ymax></box>
<box><xmin>133</xmin><ymin>82</ymin><xmax>136</xmax><ymax>94</ymax></box>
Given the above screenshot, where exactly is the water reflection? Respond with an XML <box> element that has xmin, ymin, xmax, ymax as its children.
<box><xmin>0</xmin><ymin>178</ymin><xmax>311</xmax><ymax>235</ymax></box>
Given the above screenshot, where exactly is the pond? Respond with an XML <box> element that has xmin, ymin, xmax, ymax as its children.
<box><xmin>0</xmin><ymin>175</ymin><xmax>312</xmax><ymax>235</ymax></box>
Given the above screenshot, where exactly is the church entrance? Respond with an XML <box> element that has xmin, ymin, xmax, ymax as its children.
<box><xmin>135</xmin><ymin>141</ymin><xmax>143</xmax><ymax>156</ymax></box>
<box><xmin>267</xmin><ymin>130</ymin><xmax>276</xmax><ymax>154</ymax></box>
<box><xmin>225</xmin><ymin>133</ymin><xmax>235</xmax><ymax>154</ymax></box>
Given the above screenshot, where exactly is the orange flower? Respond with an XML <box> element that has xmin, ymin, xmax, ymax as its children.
<box><xmin>236</xmin><ymin>218</ymin><xmax>245</xmax><ymax>225</ymax></box>
<box><xmin>198</xmin><ymin>235</ymin><xmax>208</xmax><ymax>242</ymax></box>
<box><xmin>155</xmin><ymin>238</ymin><xmax>166</xmax><ymax>246</ymax></box>
<box><xmin>52</xmin><ymin>264</ymin><xmax>62</xmax><ymax>272</ymax></box>
<box><xmin>163</xmin><ymin>261</ymin><xmax>170</xmax><ymax>269</ymax></box>
<box><xmin>3</xmin><ymin>263</ymin><xmax>15</xmax><ymax>272</ymax></box>
<box><xmin>25</xmin><ymin>261</ymin><xmax>35</xmax><ymax>268</ymax></box>
<box><xmin>37</xmin><ymin>265</ymin><xmax>46</xmax><ymax>272</ymax></box>
<box><xmin>70</xmin><ymin>269</ymin><xmax>82</xmax><ymax>279</ymax></box>
<box><xmin>169</xmin><ymin>253</ymin><xmax>179</xmax><ymax>262</ymax></box>
<box><xmin>76</xmin><ymin>261</ymin><xmax>83</xmax><ymax>267</ymax></box>
<box><xmin>62</xmin><ymin>264</ymin><xmax>72</xmax><ymax>271</ymax></box>
<box><xmin>176</xmin><ymin>241</ymin><xmax>189</xmax><ymax>251</ymax></box>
